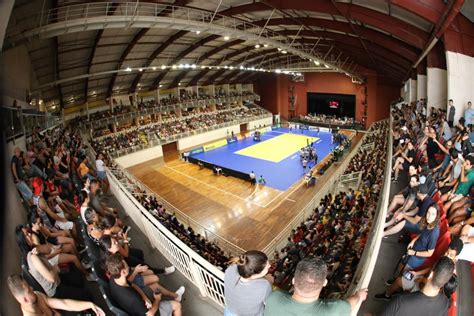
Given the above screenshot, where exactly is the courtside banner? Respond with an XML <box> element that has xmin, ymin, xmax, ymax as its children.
<box><xmin>189</xmin><ymin>147</ymin><xmax>204</xmax><ymax>156</ymax></box>
<box><xmin>308</xmin><ymin>126</ymin><xmax>319</xmax><ymax>131</ymax></box>
<box><xmin>320</xmin><ymin>127</ymin><xmax>330</xmax><ymax>133</ymax></box>
<box><xmin>204</xmin><ymin>139</ymin><xmax>228</xmax><ymax>152</ymax></box>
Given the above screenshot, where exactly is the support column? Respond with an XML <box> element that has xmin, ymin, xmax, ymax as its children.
<box><xmin>416</xmin><ymin>60</ymin><xmax>427</xmax><ymax>100</ymax></box>
<box><xmin>426</xmin><ymin>41</ymin><xmax>447</xmax><ymax>110</ymax></box>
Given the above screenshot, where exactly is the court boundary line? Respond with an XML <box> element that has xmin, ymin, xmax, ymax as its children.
<box><xmin>163</xmin><ymin>165</ymin><xmax>269</xmax><ymax>208</ymax></box>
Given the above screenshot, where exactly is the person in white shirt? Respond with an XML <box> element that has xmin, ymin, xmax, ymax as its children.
<box><xmin>95</xmin><ymin>153</ymin><xmax>109</xmax><ymax>194</ymax></box>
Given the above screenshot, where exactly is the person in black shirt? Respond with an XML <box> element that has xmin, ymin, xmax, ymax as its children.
<box><xmin>106</xmin><ymin>253</ymin><xmax>182</xmax><ymax>316</ymax></box>
<box><xmin>378</xmin><ymin>256</ymin><xmax>454</xmax><ymax>316</ymax></box>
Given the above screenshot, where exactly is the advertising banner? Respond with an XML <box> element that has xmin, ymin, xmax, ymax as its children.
<box><xmin>189</xmin><ymin>147</ymin><xmax>204</xmax><ymax>156</ymax></box>
<box><xmin>203</xmin><ymin>139</ymin><xmax>228</xmax><ymax>152</ymax></box>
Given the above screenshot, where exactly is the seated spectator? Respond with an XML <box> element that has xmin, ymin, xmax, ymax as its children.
<box><xmin>437</xmin><ymin>148</ymin><xmax>462</xmax><ymax>194</ymax></box>
<box><xmin>264</xmin><ymin>257</ymin><xmax>368</xmax><ymax>315</ymax></box>
<box><xmin>392</xmin><ymin>204</ymin><xmax>441</xmax><ymax>276</ymax></box>
<box><xmin>224</xmin><ymin>250</ymin><xmax>273</xmax><ymax>316</ymax></box>
<box><xmin>25</xmin><ymin>248</ymin><xmax>94</xmax><ymax>300</ymax></box>
<box><xmin>375</xmin><ymin>237</ymin><xmax>463</xmax><ymax>300</ymax></box>
<box><xmin>392</xmin><ymin>140</ymin><xmax>416</xmax><ymax>181</ymax></box>
<box><xmin>378</xmin><ymin>256</ymin><xmax>455</xmax><ymax>316</ymax></box>
<box><xmin>441</xmin><ymin>156</ymin><xmax>474</xmax><ymax>226</ymax></box>
<box><xmin>105</xmin><ymin>253</ymin><xmax>182</xmax><ymax>316</ymax></box>
<box><xmin>385</xmin><ymin>175</ymin><xmax>420</xmax><ymax>219</ymax></box>
<box><xmin>384</xmin><ymin>184</ymin><xmax>434</xmax><ymax>236</ymax></box>
<box><xmin>99</xmin><ymin>235</ymin><xmax>175</xmax><ymax>276</ymax></box>
<box><xmin>7</xmin><ymin>274</ymin><xmax>104</xmax><ymax>316</ymax></box>
<box><xmin>456</xmin><ymin>224</ymin><xmax>474</xmax><ymax>262</ymax></box>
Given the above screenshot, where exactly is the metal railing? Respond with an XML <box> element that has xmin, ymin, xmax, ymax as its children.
<box><xmin>260</xmin><ymin>128</ymin><xmax>364</xmax><ymax>255</ymax></box>
<box><xmin>7</xmin><ymin>2</ymin><xmax>361</xmax><ymax>79</ymax></box>
<box><xmin>1</xmin><ymin>106</ymin><xmax>61</xmax><ymax>141</ymax></box>
<box><xmin>346</xmin><ymin>118</ymin><xmax>391</xmax><ymax>306</ymax></box>
<box><xmin>108</xmin><ymin>166</ymin><xmax>245</xmax><ymax>256</ymax></box>
<box><xmin>82</xmin><ymin>93</ymin><xmax>260</xmax><ymax>129</ymax></box>
<box><xmin>106</xmin><ymin>168</ymin><xmax>225</xmax><ymax>309</ymax></box>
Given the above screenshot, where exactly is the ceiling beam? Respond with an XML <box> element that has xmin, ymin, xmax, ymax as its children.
<box><xmin>84</xmin><ymin>2</ymin><xmax>119</xmax><ymax>103</ymax></box>
<box><xmin>219</xmin><ymin>0</ymin><xmax>429</xmax><ymax>48</ymax></box>
<box><xmin>142</xmin><ymin>34</ymin><xmax>220</xmax><ymax>92</ymax></box>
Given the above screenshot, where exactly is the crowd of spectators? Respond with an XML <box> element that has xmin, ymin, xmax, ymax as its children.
<box><xmin>9</xmin><ymin>125</ymin><xmax>190</xmax><ymax>315</ymax></box>
<box><xmin>371</xmin><ymin>98</ymin><xmax>474</xmax><ymax>315</ymax></box>
<box><xmin>110</xmin><ymin>175</ymin><xmax>231</xmax><ymax>269</ymax></box>
<box><xmin>300</xmin><ymin>113</ymin><xmax>357</xmax><ymax>127</ymax></box>
<box><xmin>73</xmin><ymin>91</ymin><xmax>259</xmax><ymax>125</ymax></box>
<box><xmin>91</xmin><ymin>104</ymin><xmax>269</xmax><ymax>156</ymax></box>
<box><xmin>268</xmin><ymin>121</ymin><xmax>388</xmax><ymax>299</ymax></box>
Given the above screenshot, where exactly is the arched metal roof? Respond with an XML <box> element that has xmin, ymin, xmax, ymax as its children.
<box><xmin>4</xmin><ymin>0</ymin><xmax>470</xmax><ymax>110</ymax></box>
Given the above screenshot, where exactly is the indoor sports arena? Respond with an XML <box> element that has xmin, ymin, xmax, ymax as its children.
<box><xmin>1</xmin><ymin>1</ymin><xmax>473</xmax><ymax>315</ymax></box>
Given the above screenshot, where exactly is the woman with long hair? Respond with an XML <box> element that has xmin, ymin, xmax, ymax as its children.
<box><xmin>224</xmin><ymin>250</ymin><xmax>273</xmax><ymax>316</ymax></box>
<box><xmin>403</xmin><ymin>204</ymin><xmax>441</xmax><ymax>270</ymax></box>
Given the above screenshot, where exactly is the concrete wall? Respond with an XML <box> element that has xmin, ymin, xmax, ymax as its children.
<box><xmin>0</xmin><ymin>45</ymin><xmax>36</xmax><ymax>108</ymax></box>
<box><xmin>446</xmin><ymin>51</ymin><xmax>474</xmax><ymax>124</ymax></box>
<box><xmin>1</xmin><ymin>136</ymin><xmax>27</xmax><ymax>316</ymax></box>
<box><xmin>177</xmin><ymin>125</ymin><xmax>241</xmax><ymax>151</ymax></box>
<box><xmin>255</xmin><ymin>72</ymin><xmax>398</xmax><ymax>127</ymax></box>
<box><xmin>427</xmin><ymin>68</ymin><xmax>447</xmax><ymax>110</ymax></box>
<box><xmin>417</xmin><ymin>75</ymin><xmax>427</xmax><ymax>100</ymax></box>
<box><xmin>115</xmin><ymin>145</ymin><xmax>164</xmax><ymax>169</ymax></box>
<box><xmin>247</xmin><ymin>117</ymin><xmax>273</xmax><ymax>130</ymax></box>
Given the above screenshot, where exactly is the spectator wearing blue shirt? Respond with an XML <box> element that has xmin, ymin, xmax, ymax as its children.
<box><xmin>464</xmin><ymin>101</ymin><xmax>473</xmax><ymax>126</ymax></box>
<box><xmin>404</xmin><ymin>204</ymin><xmax>441</xmax><ymax>270</ymax></box>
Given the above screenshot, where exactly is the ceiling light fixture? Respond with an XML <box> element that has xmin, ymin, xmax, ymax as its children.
<box><xmin>314</xmin><ymin>61</ymin><xmax>320</xmax><ymax>66</ymax></box>
<box><xmin>191</xmin><ymin>64</ymin><xmax>196</xmax><ymax>69</ymax></box>
<box><xmin>196</xmin><ymin>30</ymin><xmax>201</xmax><ymax>35</ymax></box>
<box><xmin>275</xmin><ymin>69</ymin><xmax>281</xmax><ymax>73</ymax></box>
<box><xmin>159</xmin><ymin>84</ymin><xmax>162</xmax><ymax>88</ymax></box>
<box><xmin>281</xmin><ymin>50</ymin><xmax>287</xmax><ymax>54</ymax></box>
<box><xmin>277</xmin><ymin>48</ymin><xmax>282</xmax><ymax>51</ymax></box>
<box><xmin>224</xmin><ymin>36</ymin><xmax>230</xmax><ymax>41</ymax></box>
<box><xmin>125</xmin><ymin>67</ymin><xmax>132</xmax><ymax>72</ymax></box>
<box><xmin>255</xmin><ymin>44</ymin><xmax>260</xmax><ymax>49</ymax></box>
<box><xmin>152</xmin><ymin>66</ymin><xmax>157</xmax><ymax>70</ymax></box>
<box><xmin>263</xmin><ymin>44</ymin><xmax>268</xmax><ymax>47</ymax></box>
<box><xmin>161</xmin><ymin>65</ymin><xmax>166</xmax><ymax>70</ymax></box>
<box><xmin>172</xmin><ymin>65</ymin><xmax>177</xmax><ymax>69</ymax></box>
<box><xmin>325</xmin><ymin>64</ymin><xmax>329</xmax><ymax>68</ymax></box>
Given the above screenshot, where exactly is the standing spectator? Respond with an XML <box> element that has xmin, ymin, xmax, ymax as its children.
<box><xmin>224</xmin><ymin>250</ymin><xmax>273</xmax><ymax>316</ymax></box>
<box><xmin>95</xmin><ymin>153</ymin><xmax>109</xmax><ymax>194</ymax></box>
<box><xmin>264</xmin><ymin>257</ymin><xmax>368</xmax><ymax>315</ymax></box>
<box><xmin>11</xmin><ymin>147</ymin><xmax>33</xmax><ymax>204</ymax></box>
<box><xmin>448</xmin><ymin>99</ymin><xmax>455</xmax><ymax>128</ymax></box>
<box><xmin>464</xmin><ymin>101</ymin><xmax>473</xmax><ymax>126</ymax></box>
<box><xmin>378</xmin><ymin>256</ymin><xmax>455</xmax><ymax>316</ymax></box>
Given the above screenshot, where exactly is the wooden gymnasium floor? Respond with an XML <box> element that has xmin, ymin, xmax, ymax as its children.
<box><xmin>128</xmin><ymin>132</ymin><xmax>363</xmax><ymax>251</ymax></box>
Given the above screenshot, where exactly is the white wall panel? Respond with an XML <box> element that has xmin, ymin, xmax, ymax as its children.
<box><xmin>177</xmin><ymin>124</ymin><xmax>241</xmax><ymax>151</ymax></box>
<box><xmin>446</xmin><ymin>51</ymin><xmax>474</xmax><ymax>124</ymax></box>
<box><xmin>115</xmin><ymin>145</ymin><xmax>163</xmax><ymax>168</ymax></box>
<box><xmin>427</xmin><ymin>68</ymin><xmax>447</xmax><ymax>110</ymax></box>
<box><xmin>416</xmin><ymin>74</ymin><xmax>427</xmax><ymax>100</ymax></box>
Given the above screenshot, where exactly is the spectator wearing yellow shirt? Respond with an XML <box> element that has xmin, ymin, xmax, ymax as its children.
<box><xmin>77</xmin><ymin>157</ymin><xmax>95</xmax><ymax>180</ymax></box>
